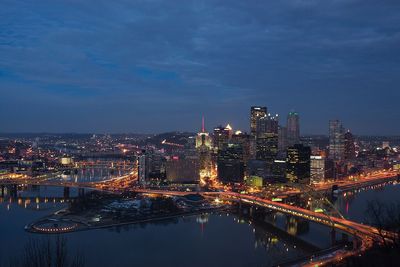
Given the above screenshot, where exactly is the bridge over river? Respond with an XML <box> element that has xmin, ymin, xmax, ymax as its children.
<box><xmin>1</xmin><ymin>170</ymin><xmax>398</xmax><ymax>266</ymax></box>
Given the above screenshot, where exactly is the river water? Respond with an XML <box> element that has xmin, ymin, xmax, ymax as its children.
<box><xmin>0</xmin><ymin>180</ymin><xmax>399</xmax><ymax>267</ymax></box>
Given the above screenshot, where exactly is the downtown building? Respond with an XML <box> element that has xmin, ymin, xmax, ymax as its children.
<box><xmin>250</xmin><ymin>106</ymin><xmax>267</xmax><ymax>158</ymax></box>
<box><xmin>287</xmin><ymin>112</ymin><xmax>300</xmax><ymax>146</ymax></box>
<box><xmin>329</xmin><ymin>120</ymin><xmax>345</xmax><ymax>160</ymax></box>
<box><xmin>310</xmin><ymin>155</ymin><xmax>325</xmax><ymax>184</ymax></box>
<box><xmin>255</xmin><ymin>113</ymin><xmax>279</xmax><ymax>163</ymax></box>
<box><xmin>166</xmin><ymin>155</ymin><xmax>199</xmax><ymax>183</ymax></box>
<box><xmin>217</xmin><ymin>142</ymin><xmax>245</xmax><ymax>183</ymax></box>
<box><xmin>195</xmin><ymin>117</ymin><xmax>213</xmax><ymax>179</ymax></box>
<box><xmin>344</xmin><ymin>130</ymin><xmax>356</xmax><ymax>160</ymax></box>
<box><xmin>286</xmin><ymin>144</ymin><xmax>311</xmax><ymax>183</ymax></box>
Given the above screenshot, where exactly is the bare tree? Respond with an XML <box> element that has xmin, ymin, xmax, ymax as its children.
<box><xmin>6</xmin><ymin>236</ymin><xmax>85</xmax><ymax>267</ymax></box>
<box><xmin>366</xmin><ymin>200</ymin><xmax>400</xmax><ymax>249</ymax></box>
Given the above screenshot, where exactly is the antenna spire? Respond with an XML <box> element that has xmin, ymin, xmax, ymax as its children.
<box><xmin>202</xmin><ymin>115</ymin><xmax>205</xmax><ymax>132</ymax></box>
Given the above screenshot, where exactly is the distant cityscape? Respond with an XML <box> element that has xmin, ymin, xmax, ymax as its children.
<box><xmin>1</xmin><ymin>106</ymin><xmax>398</xmax><ymax>187</ymax></box>
<box><xmin>1</xmin><ymin>106</ymin><xmax>400</xmax><ymax>267</ymax></box>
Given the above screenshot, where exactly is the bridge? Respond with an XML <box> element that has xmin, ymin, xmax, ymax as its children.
<box><xmin>1</xmin><ymin>169</ymin><xmax>398</xmax><ymax>266</ymax></box>
<box><xmin>131</xmin><ymin>188</ymin><xmax>396</xmax><ymax>266</ymax></box>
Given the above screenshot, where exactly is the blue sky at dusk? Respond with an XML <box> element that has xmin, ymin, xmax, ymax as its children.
<box><xmin>1</xmin><ymin>0</ymin><xmax>399</xmax><ymax>134</ymax></box>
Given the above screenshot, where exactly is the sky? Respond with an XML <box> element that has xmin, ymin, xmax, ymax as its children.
<box><xmin>0</xmin><ymin>0</ymin><xmax>399</xmax><ymax>135</ymax></box>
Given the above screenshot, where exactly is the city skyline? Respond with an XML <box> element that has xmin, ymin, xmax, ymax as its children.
<box><xmin>2</xmin><ymin>1</ymin><xmax>400</xmax><ymax>266</ymax></box>
<box><xmin>1</xmin><ymin>1</ymin><xmax>400</xmax><ymax>135</ymax></box>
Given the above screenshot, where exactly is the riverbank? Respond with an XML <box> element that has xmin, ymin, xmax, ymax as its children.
<box><xmin>26</xmin><ymin>206</ymin><xmax>228</xmax><ymax>234</ymax></box>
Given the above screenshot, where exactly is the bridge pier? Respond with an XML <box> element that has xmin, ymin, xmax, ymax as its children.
<box><xmin>63</xmin><ymin>187</ymin><xmax>70</xmax><ymax>199</ymax></box>
<box><xmin>78</xmin><ymin>188</ymin><xmax>85</xmax><ymax>198</ymax></box>
<box><xmin>7</xmin><ymin>184</ymin><xmax>18</xmax><ymax>199</ymax></box>
<box><xmin>249</xmin><ymin>206</ymin><xmax>255</xmax><ymax>217</ymax></box>
<box><xmin>1</xmin><ymin>185</ymin><xmax>4</xmax><ymax>197</ymax></box>
<box><xmin>331</xmin><ymin>228</ymin><xmax>336</xmax><ymax>245</ymax></box>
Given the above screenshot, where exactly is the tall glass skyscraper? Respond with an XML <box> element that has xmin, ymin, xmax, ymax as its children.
<box><xmin>329</xmin><ymin>120</ymin><xmax>345</xmax><ymax>160</ymax></box>
<box><xmin>250</xmin><ymin>106</ymin><xmax>267</xmax><ymax>138</ymax></box>
<box><xmin>250</xmin><ymin>106</ymin><xmax>267</xmax><ymax>158</ymax></box>
<box><xmin>287</xmin><ymin>112</ymin><xmax>300</xmax><ymax>146</ymax></box>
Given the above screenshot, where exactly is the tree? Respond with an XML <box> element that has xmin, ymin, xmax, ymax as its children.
<box><xmin>6</xmin><ymin>236</ymin><xmax>85</xmax><ymax>267</ymax></box>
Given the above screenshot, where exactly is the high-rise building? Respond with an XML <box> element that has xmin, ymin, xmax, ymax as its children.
<box><xmin>138</xmin><ymin>151</ymin><xmax>148</xmax><ymax>185</ymax></box>
<box><xmin>287</xmin><ymin>112</ymin><xmax>300</xmax><ymax>146</ymax></box>
<box><xmin>256</xmin><ymin>114</ymin><xmax>278</xmax><ymax>162</ymax></box>
<box><xmin>250</xmin><ymin>106</ymin><xmax>267</xmax><ymax>138</ymax></box>
<box><xmin>231</xmin><ymin>131</ymin><xmax>250</xmax><ymax>165</ymax></box>
<box><xmin>344</xmin><ymin>130</ymin><xmax>356</xmax><ymax>160</ymax></box>
<box><xmin>213</xmin><ymin>125</ymin><xmax>232</xmax><ymax>152</ymax></box>
<box><xmin>329</xmin><ymin>120</ymin><xmax>345</xmax><ymax>160</ymax></box>
<box><xmin>250</xmin><ymin>106</ymin><xmax>267</xmax><ymax>158</ymax></box>
<box><xmin>286</xmin><ymin>144</ymin><xmax>311</xmax><ymax>183</ymax></box>
<box><xmin>217</xmin><ymin>143</ymin><xmax>245</xmax><ymax>183</ymax></box>
<box><xmin>195</xmin><ymin>116</ymin><xmax>212</xmax><ymax>149</ymax></box>
<box><xmin>310</xmin><ymin>155</ymin><xmax>325</xmax><ymax>184</ymax></box>
<box><xmin>278</xmin><ymin>125</ymin><xmax>288</xmax><ymax>153</ymax></box>
<box><xmin>196</xmin><ymin>117</ymin><xmax>212</xmax><ymax>179</ymax></box>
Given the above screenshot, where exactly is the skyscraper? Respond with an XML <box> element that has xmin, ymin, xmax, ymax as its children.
<box><xmin>287</xmin><ymin>112</ymin><xmax>300</xmax><ymax>146</ymax></box>
<box><xmin>250</xmin><ymin>106</ymin><xmax>267</xmax><ymax>137</ymax></box>
<box><xmin>278</xmin><ymin>125</ymin><xmax>288</xmax><ymax>153</ymax></box>
<box><xmin>256</xmin><ymin>114</ymin><xmax>279</xmax><ymax>162</ymax></box>
<box><xmin>250</xmin><ymin>106</ymin><xmax>267</xmax><ymax>157</ymax></box>
<box><xmin>138</xmin><ymin>150</ymin><xmax>148</xmax><ymax>185</ymax></box>
<box><xmin>329</xmin><ymin>120</ymin><xmax>345</xmax><ymax>160</ymax></box>
<box><xmin>213</xmin><ymin>124</ymin><xmax>233</xmax><ymax>151</ymax></box>
<box><xmin>344</xmin><ymin>130</ymin><xmax>356</xmax><ymax>160</ymax></box>
<box><xmin>231</xmin><ymin>131</ymin><xmax>250</xmax><ymax>165</ymax></box>
<box><xmin>195</xmin><ymin>116</ymin><xmax>212</xmax><ymax>149</ymax></box>
<box><xmin>217</xmin><ymin>143</ymin><xmax>245</xmax><ymax>183</ymax></box>
<box><xmin>286</xmin><ymin>144</ymin><xmax>311</xmax><ymax>183</ymax></box>
<box><xmin>310</xmin><ymin>155</ymin><xmax>325</xmax><ymax>184</ymax></box>
<box><xmin>196</xmin><ymin>116</ymin><xmax>212</xmax><ymax>179</ymax></box>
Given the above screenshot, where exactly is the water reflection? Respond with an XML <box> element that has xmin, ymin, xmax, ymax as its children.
<box><xmin>4</xmin><ymin>181</ymin><xmax>399</xmax><ymax>267</ymax></box>
<box><xmin>0</xmin><ymin>185</ymin><xmax>313</xmax><ymax>267</ymax></box>
<box><xmin>335</xmin><ymin>180</ymin><xmax>400</xmax><ymax>223</ymax></box>
<box><xmin>0</xmin><ymin>184</ymin><xmax>85</xmax><ymax>211</ymax></box>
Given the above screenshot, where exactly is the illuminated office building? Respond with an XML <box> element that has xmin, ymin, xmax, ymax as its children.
<box><xmin>344</xmin><ymin>130</ymin><xmax>356</xmax><ymax>160</ymax></box>
<box><xmin>196</xmin><ymin>117</ymin><xmax>212</xmax><ymax>179</ymax></box>
<box><xmin>256</xmin><ymin>114</ymin><xmax>279</xmax><ymax>162</ymax></box>
<box><xmin>166</xmin><ymin>156</ymin><xmax>199</xmax><ymax>183</ymax></box>
<box><xmin>217</xmin><ymin>143</ymin><xmax>245</xmax><ymax>183</ymax></box>
<box><xmin>213</xmin><ymin>125</ymin><xmax>232</xmax><ymax>152</ymax></box>
<box><xmin>329</xmin><ymin>120</ymin><xmax>345</xmax><ymax>160</ymax></box>
<box><xmin>250</xmin><ymin>106</ymin><xmax>267</xmax><ymax>157</ymax></box>
<box><xmin>286</xmin><ymin>144</ymin><xmax>311</xmax><ymax>183</ymax></box>
<box><xmin>310</xmin><ymin>155</ymin><xmax>325</xmax><ymax>184</ymax></box>
<box><xmin>287</xmin><ymin>112</ymin><xmax>300</xmax><ymax>146</ymax></box>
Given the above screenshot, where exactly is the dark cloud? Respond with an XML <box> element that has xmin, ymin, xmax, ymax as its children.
<box><xmin>0</xmin><ymin>0</ymin><xmax>399</xmax><ymax>134</ymax></box>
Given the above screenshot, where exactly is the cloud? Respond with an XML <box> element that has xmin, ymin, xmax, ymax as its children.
<box><xmin>0</xmin><ymin>0</ymin><xmax>399</xmax><ymax>134</ymax></box>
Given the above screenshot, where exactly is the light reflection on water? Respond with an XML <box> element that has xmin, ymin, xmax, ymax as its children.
<box><xmin>0</xmin><ymin>182</ymin><xmax>399</xmax><ymax>267</ymax></box>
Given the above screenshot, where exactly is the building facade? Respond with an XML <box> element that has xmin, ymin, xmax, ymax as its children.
<box><xmin>286</xmin><ymin>144</ymin><xmax>311</xmax><ymax>183</ymax></box>
<box><xmin>287</xmin><ymin>112</ymin><xmax>300</xmax><ymax>146</ymax></box>
<box><xmin>329</xmin><ymin>120</ymin><xmax>345</xmax><ymax>160</ymax></box>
